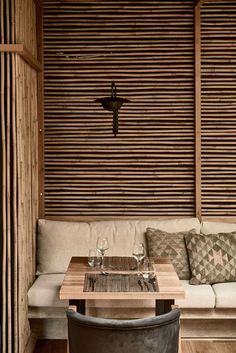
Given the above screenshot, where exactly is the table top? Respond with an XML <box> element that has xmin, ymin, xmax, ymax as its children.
<box><xmin>59</xmin><ymin>256</ymin><xmax>185</xmax><ymax>301</ymax></box>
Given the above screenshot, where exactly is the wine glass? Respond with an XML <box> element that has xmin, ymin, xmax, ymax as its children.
<box><xmin>96</xmin><ymin>237</ymin><xmax>109</xmax><ymax>269</ymax></box>
<box><xmin>132</xmin><ymin>242</ymin><xmax>145</xmax><ymax>276</ymax></box>
<box><xmin>88</xmin><ymin>249</ymin><xmax>102</xmax><ymax>268</ymax></box>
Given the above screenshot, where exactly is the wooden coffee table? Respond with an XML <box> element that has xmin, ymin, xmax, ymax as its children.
<box><xmin>60</xmin><ymin>256</ymin><xmax>185</xmax><ymax>315</ymax></box>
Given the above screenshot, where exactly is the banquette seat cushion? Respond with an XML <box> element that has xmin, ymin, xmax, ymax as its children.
<box><xmin>29</xmin><ymin>217</ymin><xmax>209</xmax><ymax>313</ymax></box>
<box><xmin>28</xmin><ymin>218</ymin><xmax>236</xmax><ymax>338</ymax></box>
<box><xmin>28</xmin><ymin>276</ymin><xmax>216</xmax><ymax>310</ymax></box>
<box><xmin>28</xmin><ymin>274</ymin><xmax>68</xmax><ymax>308</ymax></box>
<box><xmin>212</xmin><ymin>282</ymin><xmax>236</xmax><ymax>308</ymax></box>
<box><xmin>28</xmin><ymin>218</ymin><xmax>236</xmax><ymax>312</ymax></box>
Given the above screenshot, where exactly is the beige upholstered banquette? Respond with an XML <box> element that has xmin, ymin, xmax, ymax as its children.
<box><xmin>28</xmin><ymin>218</ymin><xmax>236</xmax><ymax>339</ymax></box>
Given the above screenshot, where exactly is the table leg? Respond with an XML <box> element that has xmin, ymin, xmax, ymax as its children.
<box><xmin>69</xmin><ymin>300</ymin><xmax>86</xmax><ymax>314</ymax></box>
<box><xmin>155</xmin><ymin>299</ymin><xmax>174</xmax><ymax>315</ymax></box>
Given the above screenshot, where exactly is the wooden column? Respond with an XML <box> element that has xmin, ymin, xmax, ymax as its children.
<box><xmin>195</xmin><ymin>1</ymin><xmax>202</xmax><ymax>220</ymax></box>
<box><xmin>35</xmin><ymin>0</ymin><xmax>45</xmax><ymax>218</ymax></box>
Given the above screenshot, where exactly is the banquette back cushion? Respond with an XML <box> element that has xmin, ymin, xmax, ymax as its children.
<box><xmin>37</xmin><ymin>218</ymin><xmax>201</xmax><ymax>274</ymax></box>
<box><xmin>201</xmin><ymin>221</ymin><xmax>236</xmax><ymax>235</ymax></box>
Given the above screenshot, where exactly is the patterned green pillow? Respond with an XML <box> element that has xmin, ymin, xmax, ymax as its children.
<box><xmin>145</xmin><ymin>228</ymin><xmax>196</xmax><ymax>280</ymax></box>
<box><xmin>185</xmin><ymin>232</ymin><xmax>236</xmax><ymax>285</ymax></box>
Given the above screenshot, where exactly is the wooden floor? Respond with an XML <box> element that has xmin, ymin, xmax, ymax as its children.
<box><xmin>34</xmin><ymin>340</ymin><xmax>236</xmax><ymax>353</ymax></box>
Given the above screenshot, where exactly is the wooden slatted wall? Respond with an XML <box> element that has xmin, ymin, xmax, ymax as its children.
<box><xmin>201</xmin><ymin>1</ymin><xmax>236</xmax><ymax>217</ymax></box>
<box><xmin>1</xmin><ymin>1</ymin><xmax>39</xmax><ymax>352</ymax></box>
<box><xmin>43</xmin><ymin>0</ymin><xmax>195</xmax><ymax>219</ymax></box>
<box><xmin>14</xmin><ymin>1</ymin><xmax>39</xmax><ymax>350</ymax></box>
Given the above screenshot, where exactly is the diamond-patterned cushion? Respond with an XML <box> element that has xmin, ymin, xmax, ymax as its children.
<box><xmin>145</xmin><ymin>228</ymin><xmax>196</xmax><ymax>280</ymax></box>
<box><xmin>185</xmin><ymin>232</ymin><xmax>236</xmax><ymax>285</ymax></box>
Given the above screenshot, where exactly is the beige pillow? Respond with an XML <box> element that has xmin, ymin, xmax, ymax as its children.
<box><xmin>146</xmin><ymin>228</ymin><xmax>196</xmax><ymax>280</ymax></box>
<box><xmin>185</xmin><ymin>232</ymin><xmax>236</xmax><ymax>285</ymax></box>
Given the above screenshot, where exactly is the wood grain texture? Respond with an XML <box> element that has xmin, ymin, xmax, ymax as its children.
<box><xmin>182</xmin><ymin>341</ymin><xmax>236</xmax><ymax>353</ymax></box>
<box><xmin>16</xmin><ymin>53</ymin><xmax>39</xmax><ymax>353</ymax></box>
<box><xmin>59</xmin><ymin>257</ymin><xmax>185</xmax><ymax>301</ymax></box>
<box><xmin>201</xmin><ymin>1</ymin><xmax>236</xmax><ymax>216</ymax></box>
<box><xmin>181</xmin><ymin>319</ymin><xmax>236</xmax><ymax>339</ymax></box>
<box><xmin>13</xmin><ymin>1</ymin><xmax>39</xmax><ymax>353</ymax></box>
<box><xmin>43</xmin><ymin>0</ymin><xmax>195</xmax><ymax>218</ymax></box>
<box><xmin>0</xmin><ymin>44</ymin><xmax>42</xmax><ymax>71</ymax></box>
<box><xmin>194</xmin><ymin>2</ymin><xmax>202</xmax><ymax>220</ymax></box>
<box><xmin>35</xmin><ymin>0</ymin><xmax>45</xmax><ymax>218</ymax></box>
<box><xmin>33</xmin><ymin>339</ymin><xmax>236</xmax><ymax>353</ymax></box>
<box><xmin>42</xmin><ymin>0</ymin><xmax>236</xmax><ymax>220</ymax></box>
<box><xmin>1</xmin><ymin>3</ymin><xmax>14</xmax><ymax>353</ymax></box>
<box><xmin>23</xmin><ymin>334</ymin><xmax>37</xmax><ymax>353</ymax></box>
<box><xmin>1</xmin><ymin>1</ymin><xmax>38</xmax><ymax>352</ymax></box>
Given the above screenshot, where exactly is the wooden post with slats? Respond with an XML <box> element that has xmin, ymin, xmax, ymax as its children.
<box><xmin>35</xmin><ymin>0</ymin><xmax>45</xmax><ymax>218</ymax></box>
<box><xmin>195</xmin><ymin>1</ymin><xmax>202</xmax><ymax>221</ymax></box>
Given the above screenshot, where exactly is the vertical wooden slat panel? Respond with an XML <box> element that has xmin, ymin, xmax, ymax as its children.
<box><xmin>15</xmin><ymin>0</ymin><xmax>37</xmax><ymax>57</ymax></box>
<box><xmin>43</xmin><ymin>0</ymin><xmax>195</xmax><ymax>218</ymax></box>
<box><xmin>14</xmin><ymin>0</ymin><xmax>39</xmax><ymax>352</ymax></box>
<box><xmin>10</xmin><ymin>0</ymin><xmax>19</xmax><ymax>348</ymax></box>
<box><xmin>1</xmin><ymin>1</ymin><xmax>7</xmax><ymax>351</ymax></box>
<box><xmin>1</xmin><ymin>1</ymin><xmax>39</xmax><ymax>352</ymax></box>
<box><xmin>15</xmin><ymin>55</ymin><xmax>38</xmax><ymax>353</ymax></box>
<box><xmin>6</xmin><ymin>11</ymin><xmax>12</xmax><ymax>353</ymax></box>
<box><xmin>201</xmin><ymin>0</ymin><xmax>236</xmax><ymax>216</ymax></box>
<box><xmin>35</xmin><ymin>0</ymin><xmax>45</xmax><ymax>218</ymax></box>
<box><xmin>195</xmin><ymin>1</ymin><xmax>202</xmax><ymax>220</ymax></box>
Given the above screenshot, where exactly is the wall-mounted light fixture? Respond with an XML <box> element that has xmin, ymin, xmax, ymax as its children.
<box><xmin>95</xmin><ymin>82</ymin><xmax>130</xmax><ymax>137</ymax></box>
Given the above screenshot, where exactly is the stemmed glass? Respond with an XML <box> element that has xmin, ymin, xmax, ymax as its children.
<box><xmin>96</xmin><ymin>237</ymin><xmax>109</xmax><ymax>269</ymax></box>
<box><xmin>132</xmin><ymin>242</ymin><xmax>145</xmax><ymax>276</ymax></box>
<box><xmin>88</xmin><ymin>249</ymin><xmax>102</xmax><ymax>268</ymax></box>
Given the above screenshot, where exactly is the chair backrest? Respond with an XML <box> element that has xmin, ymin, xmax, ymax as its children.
<box><xmin>67</xmin><ymin>308</ymin><xmax>180</xmax><ymax>353</ymax></box>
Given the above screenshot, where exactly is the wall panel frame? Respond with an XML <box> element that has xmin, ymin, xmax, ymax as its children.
<box><xmin>42</xmin><ymin>0</ymin><xmax>236</xmax><ymax>221</ymax></box>
<box><xmin>43</xmin><ymin>0</ymin><xmax>196</xmax><ymax>219</ymax></box>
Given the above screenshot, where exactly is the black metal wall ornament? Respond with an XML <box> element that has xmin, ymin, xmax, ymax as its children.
<box><xmin>95</xmin><ymin>82</ymin><xmax>130</xmax><ymax>137</ymax></box>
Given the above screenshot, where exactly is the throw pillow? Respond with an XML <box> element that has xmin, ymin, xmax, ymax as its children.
<box><xmin>145</xmin><ymin>228</ymin><xmax>196</xmax><ymax>280</ymax></box>
<box><xmin>185</xmin><ymin>232</ymin><xmax>236</xmax><ymax>285</ymax></box>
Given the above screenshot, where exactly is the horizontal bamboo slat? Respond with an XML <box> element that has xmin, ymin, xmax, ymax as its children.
<box><xmin>43</xmin><ymin>0</ymin><xmax>195</xmax><ymax>217</ymax></box>
<box><xmin>201</xmin><ymin>1</ymin><xmax>236</xmax><ymax>216</ymax></box>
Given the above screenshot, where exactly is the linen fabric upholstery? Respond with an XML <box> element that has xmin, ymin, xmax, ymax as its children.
<box><xmin>37</xmin><ymin>219</ymin><xmax>90</xmax><ymax>274</ymax></box>
<box><xmin>37</xmin><ymin>218</ymin><xmax>200</xmax><ymax>274</ymax></box>
<box><xmin>28</xmin><ymin>275</ymin><xmax>215</xmax><ymax>311</ymax></box>
<box><xmin>67</xmin><ymin>308</ymin><xmax>180</xmax><ymax>353</ymax></box>
<box><xmin>28</xmin><ymin>274</ymin><xmax>69</xmax><ymax>307</ymax></box>
<box><xmin>145</xmin><ymin>228</ymin><xmax>197</xmax><ymax>279</ymax></box>
<box><xmin>212</xmin><ymin>282</ymin><xmax>236</xmax><ymax>308</ymax></box>
<box><xmin>175</xmin><ymin>280</ymin><xmax>215</xmax><ymax>308</ymax></box>
<box><xmin>201</xmin><ymin>221</ymin><xmax>236</xmax><ymax>235</ymax></box>
<box><xmin>185</xmin><ymin>232</ymin><xmax>236</xmax><ymax>285</ymax></box>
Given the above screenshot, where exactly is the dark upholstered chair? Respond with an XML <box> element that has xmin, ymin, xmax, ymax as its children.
<box><xmin>67</xmin><ymin>308</ymin><xmax>180</xmax><ymax>353</ymax></box>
